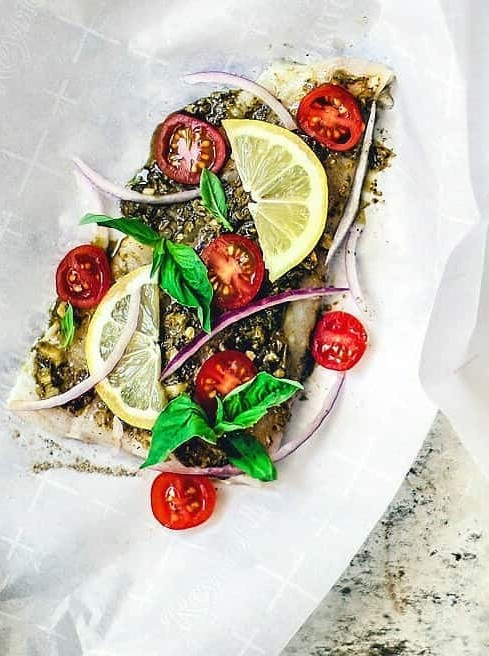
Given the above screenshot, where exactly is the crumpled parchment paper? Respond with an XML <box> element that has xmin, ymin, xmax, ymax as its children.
<box><xmin>0</xmin><ymin>0</ymin><xmax>482</xmax><ymax>654</ymax></box>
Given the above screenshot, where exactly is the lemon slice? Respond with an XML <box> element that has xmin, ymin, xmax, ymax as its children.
<box><xmin>222</xmin><ymin>119</ymin><xmax>328</xmax><ymax>282</ymax></box>
<box><xmin>85</xmin><ymin>265</ymin><xmax>166</xmax><ymax>429</ymax></box>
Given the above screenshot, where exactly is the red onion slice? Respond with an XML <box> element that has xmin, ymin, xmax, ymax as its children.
<box><xmin>152</xmin><ymin>459</ymin><xmax>241</xmax><ymax>479</ymax></box>
<box><xmin>183</xmin><ymin>71</ymin><xmax>298</xmax><ymax>131</ymax></box>
<box><xmin>345</xmin><ymin>222</ymin><xmax>374</xmax><ymax>319</ymax></box>
<box><xmin>73</xmin><ymin>158</ymin><xmax>200</xmax><ymax>205</ymax></box>
<box><xmin>325</xmin><ymin>101</ymin><xmax>377</xmax><ymax>265</ymax></box>
<box><xmin>273</xmin><ymin>372</ymin><xmax>345</xmax><ymax>462</ymax></box>
<box><xmin>161</xmin><ymin>286</ymin><xmax>347</xmax><ymax>380</ymax></box>
<box><xmin>9</xmin><ymin>291</ymin><xmax>141</xmax><ymax>411</ymax></box>
<box><xmin>151</xmin><ymin>372</ymin><xmax>345</xmax><ymax>478</ymax></box>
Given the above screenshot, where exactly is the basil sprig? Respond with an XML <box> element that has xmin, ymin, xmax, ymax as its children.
<box><xmin>140</xmin><ymin>372</ymin><xmax>302</xmax><ymax>481</ymax></box>
<box><xmin>60</xmin><ymin>302</ymin><xmax>76</xmax><ymax>349</ymax></box>
<box><xmin>80</xmin><ymin>213</ymin><xmax>213</xmax><ymax>333</ymax></box>
<box><xmin>199</xmin><ymin>168</ymin><xmax>232</xmax><ymax>230</ymax></box>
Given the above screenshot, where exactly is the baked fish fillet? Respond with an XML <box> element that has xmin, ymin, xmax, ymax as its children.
<box><xmin>9</xmin><ymin>58</ymin><xmax>394</xmax><ymax>466</ymax></box>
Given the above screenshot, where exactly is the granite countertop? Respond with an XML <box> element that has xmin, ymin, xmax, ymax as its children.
<box><xmin>282</xmin><ymin>413</ymin><xmax>489</xmax><ymax>656</ymax></box>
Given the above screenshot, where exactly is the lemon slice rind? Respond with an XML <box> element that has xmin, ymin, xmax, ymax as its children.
<box><xmin>223</xmin><ymin>119</ymin><xmax>328</xmax><ymax>281</ymax></box>
<box><xmin>85</xmin><ymin>265</ymin><xmax>165</xmax><ymax>430</ymax></box>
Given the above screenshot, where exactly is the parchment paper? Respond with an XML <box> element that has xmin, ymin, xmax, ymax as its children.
<box><xmin>420</xmin><ymin>1</ymin><xmax>489</xmax><ymax>477</ymax></box>
<box><xmin>0</xmin><ymin>0</ymin><xmax>482</xmax><ymax>654</ymax></box>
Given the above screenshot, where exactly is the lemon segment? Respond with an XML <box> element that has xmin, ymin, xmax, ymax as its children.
<box><xmin>222</xmin><ymin>119</ymin><xmax>328</xmax><ymax>281</ymax></box>
<box><xmin>85</xmin><ymin>265</ymin><xmax>166</xmax><ymax>429</ymax></box>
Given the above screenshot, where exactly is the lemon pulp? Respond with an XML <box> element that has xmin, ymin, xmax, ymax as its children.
<box><xmin>85</xmin><ymin>266</ymin><xmax>166</xmax><ymax>430</ymax></box>
<box><xmin>222</xmin><ymin>119</ymin><xmax>328</xmax><ymax>281</ymax></box>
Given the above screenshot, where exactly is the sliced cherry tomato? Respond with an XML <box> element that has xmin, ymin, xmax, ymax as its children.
<box><xmin>153</xmin><ymin>112</ymin><xmax>228</xmax><ymax>185</ymax></box>
<box><xmin>56</xmin><ymin>244</ymin><xmax>111</xmax><ymax>309</ymax></box>
<box><xmin>201</xmin><ymin>234</ymin><xmax>265</xmax><ymax>310</ymax></box>
<box><xmin>195</xmin><ymin>350</ymin><xmax>257</xmax><ymax>417</ymax></box>
<box><xmin>151</xmin><ymin>472</ymin><xmax>216</xmax><ymax>530</ymax></box>
<box><xmin>297</xmin><ymin>84</ymin><xmax>365</xmax><ymax>152</ymax></box>
<box><xmin>311</xmin><ymin>311</ymin><xmax>368</xmax><ymax>371</ymax></box>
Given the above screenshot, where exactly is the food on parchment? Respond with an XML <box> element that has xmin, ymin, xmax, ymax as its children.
<box><xmin>9</xmin><ymin>58</ymin><xmax>394</xmax><ymax>529</ymax></box>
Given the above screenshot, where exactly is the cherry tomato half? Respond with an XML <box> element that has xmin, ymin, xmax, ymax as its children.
<box><xmin>201</xmin><ymin>234</ymin><xmax>265</xmax><ymax>311</ymax></box>
<box><xmin>311</xmin><ymin>311</ymin><xmax>368</xmax><ymax>371</ymax></box>
<box><xmin>151</xmin><ymin>472</ymin><xmax>216</xmax><ymax>530</ymax></box>
<box><xmin>153</xmin><ymin>112</ymin><xmax>228</xmax><ymax>185</ymax></box>
<box><xmin>297</xmin><ymin>84</ymin><xmax>365</xmax><ymax>152</ymax></box>
<box><xmin>195</xmin><ymin>350</ymin><xmax>257</xmax><ymax>417</ymax></box>
<box><xmin>56</xmin><ymin>244</ymin><xmax>112</xmax><ymax>309</ymax></box>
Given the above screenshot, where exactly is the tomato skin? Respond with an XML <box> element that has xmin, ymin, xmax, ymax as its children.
<box><xmin>297</xmin><ymin>84</ymin><xmax>365</xmax><ymax>152</ymax></box>
<box><xmin>153</xmin><ymin>112</ymin><xmax>228</xmax><ymax>185</ymax></box>
<box><xmin>151</xmin><ymin>473</ymin><xmax>216</xmax><ymax>530</ymax></box>
<box><xmin>56</xmin><ymin>244</ymin><xmax>112</xmax><ymax>309</ymax></box>
<box><xmin>201</xmin><ymin>234</ymin><xmax>265</xmax><ymax>311</ymax></box>
<box><xmin>195</xmin><ymin>350</ymin><xmax>257</xmax><ymax>417</ymax></box>
<box><xmin>311</xmin><ymin>311</ymin><xmax>368</xmax><ymax>371</ymax></box>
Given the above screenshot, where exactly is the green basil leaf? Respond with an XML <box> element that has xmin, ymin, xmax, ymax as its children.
<box><xmin>80</xmin><ymin>214</ymin><xmax>161</xmax><ymax>246</ymax></box>
<box><xmin>215</xmin><ymin>396</ymin><xmax>225</xmax><ymax>426</ymax></box>
<box><xmin>215</xmin><ymin>417</ymin><xmax>261</xmax><ymax>435</ymax></box>
<box><xmin>140</xmin><ymin>395</ymin><xmax>217</xmax><ymax>469</ymax></box>
<box><xmin>222</xmin><ymin>372</ymin><xmax>303</xmax><ymax>428</ymax></box>
<box><xmin>199</xmin><ymin>168</ymin><xmax>232</xmax><ymax>231</ymax></box>
<box><xmin>150</xmin><ymin>238</ymin><xmax>164</xmax><ymax>280</ymax></box>
<box><xmin>159</xmin><ymin>240</ymin><xmax>213</xmax><ymax>333</ymax></box>
<box><xmin>220</xmin><ymin>430</ymin><xmax>277</xmax><ymax>481</ymax></box>
<box><xmin>60</xmin><ymin>302</ymin><xmax>76</xmax><ymax>349</ymax></box>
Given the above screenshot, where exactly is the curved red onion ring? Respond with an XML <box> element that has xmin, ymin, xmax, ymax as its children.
<box><xmin>345</xmin><ymin>222</ymin><xmax>374</xmax><ymax>319</ymax></box>
<box><xmin>183</xmin><ymin>71</ymin><xmax>298</xmax><ymax>131</ymax></box>
<box><xmin>151</xmin><ymin>459</ymin><xmax>241</xmax><ymax>479</ymax></box>
<box><xmin>161</xmin><ymin>286</ymin><xmax>347</xmax><ymax>380</ymax></box>
<box><xmin>325</xmin><ymin>101</ymin><xmax>376</xmax><ymax>265</ymax></box>
<box><xmin>151</xmin><ymin>372</ymin><xmax>345</xmax><ymax>478</ymax></box>
<box><xmin>9</xmin><ymin>292</ymin><xmax>141</xmax><ymax>411</ymax></box>
<box><xmin>273</xmin><ymin>373</ymin><xmax>345</xmax><ymax>462</ymax></box>
<box><xmin>73</xmin><ymin>158</ymin><xmax>201</xmax><ymax>205</ymax></box>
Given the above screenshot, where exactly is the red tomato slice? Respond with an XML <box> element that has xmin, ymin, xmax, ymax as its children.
<box><xmin>151</xmin><ymin>472</ymin><xmax>216</xmax><ymax>530</ymax></box>
<box><xmin>195</xmin><ymin>350</ymin><xmax>257</xmax><ymax>417</ymax></box>
<box><xmin>56</xmin><ymin>244</ymin><xmax>112</xmax><ymax>309</ymax></box>
<box><xmin>311</xmin><ymin>311</ymin><xmax>368</xmax><ymax>371</ymax></box>
<box><xmin>153</xmin><ymin>112</ymin><xmax>228</xmax><ymax>185</ymax></box>
<box><xmin>297</xmin><ymin>84</ymin><xmax>365</xmax><ymax>152</ymax></box>
<box><xmin>201</xmin><ymin>234</ymin><xmax>265</xmax><ymax>310</ymax></box>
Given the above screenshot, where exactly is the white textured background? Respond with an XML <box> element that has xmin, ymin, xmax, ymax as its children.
<box><xmin>0</xmin><ymin>1</ymin><xmax>483</xmax><ymax>654</ymax></box>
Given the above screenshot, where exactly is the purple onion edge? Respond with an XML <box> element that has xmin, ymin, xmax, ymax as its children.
<box><xmin>161</xmin><ymin>286</ymin><xmax>348</xmax><ymax>381</ymax></box>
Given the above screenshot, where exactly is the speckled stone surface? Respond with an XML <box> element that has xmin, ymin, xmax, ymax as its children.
<box><xmin>282</xmin><ymin>413</ymin><xmax>489</xmax><ymax>656</ymax></box>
